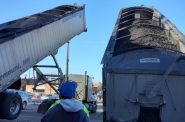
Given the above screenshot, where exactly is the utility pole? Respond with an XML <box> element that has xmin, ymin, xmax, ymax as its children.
<box><xmin>66</xmin><ymin>42</ymin><xmax>70</xmax><ymax>81</ymax></box>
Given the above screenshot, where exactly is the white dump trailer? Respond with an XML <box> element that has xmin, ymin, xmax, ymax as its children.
<box><xmin>102</xmin><ymin>6</ymin><xmax>185</xmax><ymax>122</ymax></box>
<box><xmin>0</xmin><ymin>5</ymin><xmax>86</xmax><ymax>120</ymax></box>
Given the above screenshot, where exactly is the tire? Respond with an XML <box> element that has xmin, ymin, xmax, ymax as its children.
<box><xmin>22</xmin><ymin>101</ymin><xmax>27</xmax><ymax>110</ymax></box>
<box><xmin>91</xmin><ymin>105</ymin><xmax>97</xmax><ymax>113</ymax></box>
<box><xmin>91</xmin><ymin>102</ymin><xmax>97</xmax><ymax>113</ymax></box>
<box><xmin>0</xmin><ymin>93</ymin><xmax>22</xmax><ymax>120</ymax></box>
<box><xmin>88</xmin><ymin>102</ymin><xmax>97</xmax><ymax>113</ymax></box>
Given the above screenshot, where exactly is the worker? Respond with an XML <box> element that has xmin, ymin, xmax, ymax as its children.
<box><xmin>41</xmin><ymin>81</ymin><xmax>89</xmax><ymax>122</ymax></box>
<box><xmin>89</xmin><ymin>93</ymin><xmax>97</xmax><ymax>111</ymax></box>
<box><xmin>91</xmin><ymin>93</ymin><xmax>97</xmax><ymax>102</ymax></box>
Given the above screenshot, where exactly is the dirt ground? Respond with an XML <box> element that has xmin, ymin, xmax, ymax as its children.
<box><xmin>0</xmin><ymin>103</ymin><xmax>103</xmax><ymax>122</ymax></box>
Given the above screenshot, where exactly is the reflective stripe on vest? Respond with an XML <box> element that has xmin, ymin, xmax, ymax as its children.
<box><xmin>83</xmin><ymin>106</ymin><xmax>90</xmax><ymax>117</ymax></box>
<box><xmin>49</xmin><ymin>99</ymin><xmax>89</xmax><ymax>117</ymax></box>
<box><xmin>74</xmin><ymin>99</ymin><xmax>90</xmax><ymax>118</ymax></box>
<box><xmin>49</xmin><ymin>99</ymin><xmax>61</xmax><ymax>109</ymax></box>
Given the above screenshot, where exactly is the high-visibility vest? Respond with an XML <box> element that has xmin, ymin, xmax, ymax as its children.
<box><xmin>49</xmin><ymin>99</ymin><xmax>90</xmax><ymax>117</ymax></box>
<box><xmin>49</xmin><ymin>99</ymin><xmax>60</xmax><ymax>109</ymax></box>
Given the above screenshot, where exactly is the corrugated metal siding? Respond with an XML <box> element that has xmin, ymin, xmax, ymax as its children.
<box><xmin>0</xmin><ymin>10</ymin><xmax>86</xmax><ymax>92</ymax></box>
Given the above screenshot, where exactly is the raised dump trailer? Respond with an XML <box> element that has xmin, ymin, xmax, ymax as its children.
<box><xmin>0</xmin><ymin>5</ymin><xmax>86</xmax><ymax>120</ymax></box>
<box><xmin>102</xmin><ymin>6</ymin><xmax>185</xmax><ymax>122</ymax></box>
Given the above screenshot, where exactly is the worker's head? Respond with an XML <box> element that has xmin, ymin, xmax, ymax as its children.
<box><xmin>59</xmin><ymin>80</ymin><xmax>78</xmax><ymax>99</ymax></box>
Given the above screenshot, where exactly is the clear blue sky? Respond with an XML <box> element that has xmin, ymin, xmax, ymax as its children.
<box><xmin>0</xmin><ymin>0</ymin><xmax>185</xmax><ymax>82</ymax></box>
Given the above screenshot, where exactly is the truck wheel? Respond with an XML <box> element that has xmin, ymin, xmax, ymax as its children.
<box><xmin>91</xmin><ymin>103</ymin><xmax>97</xmax><ymax>113</ymax></box>
<box><xmin>89</xmin><ymin>102</ymin><xmax>97</xmax><ymax>113</ymax></box>
<box><xmin>91</xmin><ymin>106</ymin><xmax>97</xmax><ymax>113</ymax></box>
<box><xmin>0</xmin><ymin>93</ymin><xmax>22</xmax><ymax>120</ymax></box>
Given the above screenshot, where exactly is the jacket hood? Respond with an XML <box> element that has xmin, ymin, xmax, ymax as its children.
<box><xmin>60</xmin><ymin>99</ymin><xmax>84</xmax><ymax>112</ymax></box>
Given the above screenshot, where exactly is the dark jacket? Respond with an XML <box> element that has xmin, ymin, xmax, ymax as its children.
<box><xmin>41</xmin><ymin>99</ymin><xmax>89</xmax><ymax>122</ymax></box>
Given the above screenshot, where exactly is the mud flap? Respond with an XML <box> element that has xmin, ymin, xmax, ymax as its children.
<box><xmin>137</xmin><ymin>107</ymin><xmax>161</xmax><ymax>122</ymax></box>
<box><xmin>137</xmin><ymin>94</ymin><xmax>164</xmax><ymax>122</ymax></box>
<box><xmin>37</xmin><ymin>99</ymin><xmax>56</xmax><ymax>114</ymax></box>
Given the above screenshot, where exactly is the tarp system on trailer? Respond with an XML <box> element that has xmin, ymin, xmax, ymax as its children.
<box><xmin>0</xmin><ymin>5</ymin><xmax>86</xmax><ymax>92</ymax></box>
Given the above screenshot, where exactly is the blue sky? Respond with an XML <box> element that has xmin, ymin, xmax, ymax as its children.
<box><xmin>0</xmin><ymin>0</ymin><xmax>185</xmax><ymax>82</ymax></box>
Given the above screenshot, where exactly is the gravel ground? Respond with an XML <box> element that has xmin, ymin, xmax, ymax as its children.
<box><xmin>0</xmin><ymin>103</ymin><xmax>103</xmax><ymax>122</ymax></box>
<box><xmin>90</xmin><ymin>103</ymin><xmax>103</xmax><ymax>122</ymax></box>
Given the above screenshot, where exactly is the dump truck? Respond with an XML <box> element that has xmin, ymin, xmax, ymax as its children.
<box><xmin>0</xmin><ymin>4</ymin><xmax>86</xmax><ymax>120</ymax></box>
<box><xmin>37</xmin><ymin>73</ymin><xmax>97</xmax><ymax>114</ymax></box>
<box><xmin>102</xmin><ymin>6</ymin><xmax>185</xmax><ymax>122</ymax></box>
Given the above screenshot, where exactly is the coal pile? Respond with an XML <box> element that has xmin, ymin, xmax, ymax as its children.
<box><xmin>130</xmin><ymin>24</ymin><xmax>180</xmax><ymax>51</ymax></box>
<box><xmin>113</xmin><ymin>7</ymin><xmax>181</xmax><ymax>56</ymax></box>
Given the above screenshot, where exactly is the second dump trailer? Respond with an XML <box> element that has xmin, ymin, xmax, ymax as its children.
<box><xmin>102</xmin><ymin>6</ymin><xmax>185</xmax><ymax>122</ymax></box>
